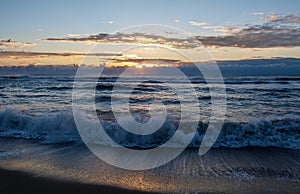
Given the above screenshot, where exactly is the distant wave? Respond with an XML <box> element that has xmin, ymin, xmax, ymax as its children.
<box><xmin>47</xmin><ymin>86</ymin><xmax>73</xmax><ymax>90</ymax></box>
<box><xmin>224</xmin><ymin>81</ymin><xmax>290</xmax><ymax>85</ymax></box>
<box><xmin>0</xmin><ymin>109</ymin><xmax>299</xmax><ymax>149</ymax></box>
<box><xmin>96</xmin><ymin>84</ymin><xmax>114</xmax><ymax>91</ymax></box>
<box><xmin>274</xmin><ymin>77</ymin><xmax>300</xmax><ymax>81</ymax></box>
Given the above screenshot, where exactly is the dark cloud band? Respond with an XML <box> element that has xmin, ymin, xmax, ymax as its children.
<box><xmin>0</xmin><ymin>51</ymin><xmax>121</xmax><ymax>58</ymax></box>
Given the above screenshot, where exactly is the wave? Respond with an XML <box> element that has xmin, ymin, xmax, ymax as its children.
<box><xmin>96</xmin><ymin>84</ymin><xmax>114</xmax><ymax>91</ymax></box>
<box><xmin>15</xmin><ymin>94</ymin><xmax>51</xmax><ymax>98</ymax></box>
<box><xmin>47</xmin><ymin>86</ymin><xmax>73</xmax><ymax>90</ymax></box>
<box><xmin>224</xmin><ymin>81</ymin><xmax>290</xmax><ymax>85</ymax></box>
<box><xmin>0</xmin><ymin>109</ymin><xmax>299</xmax><ymax>149</ymax></box>
<box><xmin>1</xmin><ymin>75</ymin><xmax>31</xmax><ymax>80</ymax></box>
<box><xmin>0</xmin><ymin>109</ymin><xmax>79</xmax><ymax>144</ymax></box>
<box><xmin>274</xmin><ymin>77</ymin><xmax>300</xmax><ymax>81</ymax></box>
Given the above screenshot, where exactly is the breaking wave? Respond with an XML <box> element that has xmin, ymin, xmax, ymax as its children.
<box><xmin>0</xmin><ymin>109</ymin><xmax>299</xmax><ymax>149</ymax></box>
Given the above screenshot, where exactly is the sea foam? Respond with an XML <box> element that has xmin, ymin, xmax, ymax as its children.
<box><xmin>0</xmin><ymin>109</ymin><xmax>299</xmax><ymax>149</ymax></box>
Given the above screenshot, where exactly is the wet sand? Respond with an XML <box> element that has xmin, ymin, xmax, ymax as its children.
<box><xmin>0</xmin><ymin>167</ymin><xmax>160</xmax><ymax>194</ymax></box>
<box><xmin>0</xmin><ymin>138</ymin><xmax>299</xmax><ymax>193</ymax></box>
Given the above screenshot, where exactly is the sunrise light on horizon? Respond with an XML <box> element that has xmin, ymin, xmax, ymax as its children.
<box><xmin>0</xmin><ymin>0</ymin><xmax>299</xmax><ymax>66</ymax></box>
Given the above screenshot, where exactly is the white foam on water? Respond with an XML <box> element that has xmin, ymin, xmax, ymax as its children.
<box><xmin>0</xmin><ymin>108</ymin><xmax>299</xmax><ymax>149</ymax></box>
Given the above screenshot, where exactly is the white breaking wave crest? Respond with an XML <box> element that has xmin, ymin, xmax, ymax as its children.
<box><xmin>0</xmin><ymin>109</ymin><xmax>79</xmax><ymax>144</ymax></box>
<box><xmin>0</xmin><ymin>109</ymin><xmax>299</xmax><ymax>149</ymax></box>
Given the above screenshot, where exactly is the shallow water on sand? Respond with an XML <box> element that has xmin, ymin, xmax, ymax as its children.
<box><xmin>0</xmin><ymin>139</ymin><xmax>299</xmax><ymax>193</ymax></box>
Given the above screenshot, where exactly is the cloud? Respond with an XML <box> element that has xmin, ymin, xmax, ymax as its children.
<box><xmin>189</xmin><ymin>21</ymin><xmax>240</xmax><ymax>34</ymax></box>
<box><xmin>0</xmin><ymin>51</ymin><xmax>121</xmax><ymax>59</ymax></box>
<box><xmin>101</xmin><ymin>21</ymin><xmax>114</xmax><ymax>24</ymax></box>
<box><xmin>201</xmin><ymin>25</ymin><xmax>241</xmax><ymax>33</ymax></box>
<box><xmin>252</xmin><ymin>12</ymin><xmax>264</xmax><ymax>15</ymax></box>
<box><xmin>261</xmin><ymin>14</ymin><xmax>280</xmax><ymax>21</ymax></box>
<box><xmin>196</xmin><ymin>14</ymin><xmax>300</xmax><ymax>48</ymax></box>
<box><xmin>0</xmin><ymin>51</ymin><xmax>183</xmax><ymax>66</ymax></box>
<box><xmin>0</xmin><ymin>39</ymin><xmax>36</xmax><ymax>47</ymax></box>
<box><xmin>189</xmin><ymin>21</ymin><xmax>207</xmax><ymax>26</ymax></box>
<box><xmin>67</xmin><ymin>33</ymin><xmax>81</xmax><ymax>37</ymax></box>
<box><xmin>174</xmin><ymin>19</ymin><xmax>180</xmax><ymax>23</ymax></box>
<box><xmin>261</xmin><ymin>14</ymin><xmax>300</xmax><ymax>23</ymax></box>
<box><xmin>44</xmin><ymin>32</ymin><xmax>201</xmax><ymax>49</ymax></box>
<box><xmin>44</xmin><ymin>14</ymin><xmax>300</xmax><ymax>49</ymax></box>
<box><xmin>111</xmin><ymin>58</ymin><xmax>181</xmax><ymax>65</ymax></box>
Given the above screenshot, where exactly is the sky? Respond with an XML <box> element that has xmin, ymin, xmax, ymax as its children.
<box><xmin>0</xmin><ymin>0</ymin><xmax>299</xmax><ymax>66</ymax></box>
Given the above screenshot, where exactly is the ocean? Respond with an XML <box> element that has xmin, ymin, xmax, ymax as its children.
<box><xmin>0</xmin><ymin>74</ymin><xmax>299</xmax><ymax>148</ymax></box>
<box><xmin>0</xmin><ymin>70</ymin><xmax>299</xmax><ymax>193</ymax></box>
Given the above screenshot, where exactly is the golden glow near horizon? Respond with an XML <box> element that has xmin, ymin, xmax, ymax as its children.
<box><xmin>0</xmin><ymin>0</ymin><xmax>299</xmax><ymax>67</ymax></box>
<box><xmin>1</xmin><ymin>45</ymin><xmax>300</xmax><ymax>66</ymax></box>
<box><xmin>135</xmin><ymin>64</ymin><xmax>144</xmax><ymax>69</ymax></box>
<box><xmin>1</xmin><ymin>21</ymin><xmax>300</xmax><ymax>66</ymax></box>
<box><xmin>1</xmin><ymin>33</ymin><xmax>300</xmax><ymax>66</ymax></box>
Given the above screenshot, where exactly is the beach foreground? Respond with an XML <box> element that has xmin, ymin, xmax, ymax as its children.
<box><xmin>0</xmin><ymin>138</ymin><xmax>299</xmax><ymax>193</ymax></box>
<box><xmin>0</xmin><ymin>167</ymin><xmax>160</xmax><ymax>194</ymax></box>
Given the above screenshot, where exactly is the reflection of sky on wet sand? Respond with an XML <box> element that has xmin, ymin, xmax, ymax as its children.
<box><xmin>1</xmin><ymin>139</ymin><xmax>299</xmax><ymax>193</ymax></box>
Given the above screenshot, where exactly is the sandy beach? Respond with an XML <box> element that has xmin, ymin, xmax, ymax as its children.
<box><xmin>0</xmin><ymin>138</ymin><xmax>299</xmax><ymax>193</ymax></box>
<box><xmin>0</xmin><ymin>167</ymin><xmax>160</xmax><ymax>194</ymax></box>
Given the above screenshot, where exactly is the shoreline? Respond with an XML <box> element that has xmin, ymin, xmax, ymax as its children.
<box><xmin>0</xmin><ymin>138</ymin><xmax>299</xmax><ymax>193</ymax></box>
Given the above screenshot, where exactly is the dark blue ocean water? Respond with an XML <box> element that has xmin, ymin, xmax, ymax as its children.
<box><xmin>0</xmin><ymin>74</ymin><xmax>299</xmax><ymax>149</ymax></box>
